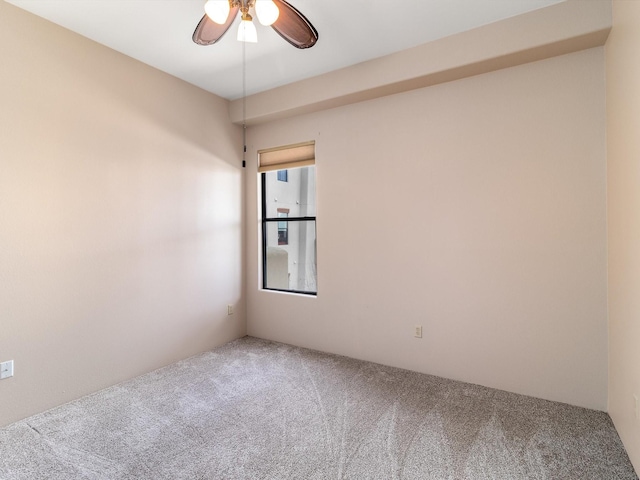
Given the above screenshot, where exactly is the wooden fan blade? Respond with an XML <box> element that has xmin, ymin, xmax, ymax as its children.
<box><xmin>271</xmin><ymin>0</ymin><xmax>318</xmax><ymax>49</ymax></box>
<box><xmin>192</xmin><ymin>6</ymin><xmax>240</xmax><ymax>46</ymax></box>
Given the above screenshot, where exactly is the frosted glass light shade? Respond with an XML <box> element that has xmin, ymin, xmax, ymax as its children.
<box><xmin>237</xmin><ymin>19</ymin><xmax>258</xmax><ymax>43</ymax></box>
<box><xmin>204</xmin><ymin>0</ymin><xmax>230</xmax><ymax>24</ymax></box>
<box><xmin>255</xmin><ymin>0</ymin><xmax>279</xmax><ymax>26</ymax></box>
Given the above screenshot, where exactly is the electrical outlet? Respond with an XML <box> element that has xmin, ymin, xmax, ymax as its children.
<box><xmin>414</xmin><ymin>325</ymin><xmax>422</xmax><ymax>338</ymax></box>
<box><xmin>227</xmin><ymin>304</ymin><xmax>234</xmax><ymax>315</ymax></box>
<box><xmin>0</xmin><ymin>360</ymin><xmax>14</xmax><ymax>379</ymax></box>
<box><xmin>634</xmin><ymin>394</ymin><xmax>639</xmax><ymax>421</ymax></box>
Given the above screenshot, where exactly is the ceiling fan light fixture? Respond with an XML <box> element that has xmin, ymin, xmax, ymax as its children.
<box><xmin>193</xmin><ymin>0</ymin><xmax>318</xmax><ymax>49</ymax></box>
<box><xmin>237</xmin><ymin>14</ymin><xmax>258</xmax><ymax>43</ymax></box>
<box><xmin>255</xmin><ymin>0</ymin><xmax>279</xmax><ymax>26</ymax></box>
<box><xmin>204</xmin><ymin>0</ymin><xmax>230</xmax><ymax>24</ymax></box>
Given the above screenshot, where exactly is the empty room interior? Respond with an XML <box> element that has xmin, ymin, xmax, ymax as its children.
<box><xmin>1</xmin><ymin>0</ymin><xmax>639</xmax><ymax>477</ymax></box>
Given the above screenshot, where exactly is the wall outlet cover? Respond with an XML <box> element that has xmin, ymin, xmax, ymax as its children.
<box><xmin>0</xmin><ymin>360</ymin><xmax>14</xmax><ymax>379</ymax></box>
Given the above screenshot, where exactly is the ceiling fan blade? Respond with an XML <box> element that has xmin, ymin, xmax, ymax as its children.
<box><xmin>192</xmin><ymin>6</ymin><xmax>240</xmax><ymax>46</ymax></box>
<box><xmin>271</xmin><ymin>0</ymin><xmax>318</xmax><ymax>49</ymax></box>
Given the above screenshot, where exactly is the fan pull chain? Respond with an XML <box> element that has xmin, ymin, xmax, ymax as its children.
<box><xmin>242</xmin><ymin>37</ymin><xmax>247</xmax><ymax>168</ymax></box>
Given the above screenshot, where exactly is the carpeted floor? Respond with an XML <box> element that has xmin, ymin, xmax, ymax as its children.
<box><xmin>0</xmin><ymin>336</ymin><xmax>637</xmax><ymax>479</ymax></box>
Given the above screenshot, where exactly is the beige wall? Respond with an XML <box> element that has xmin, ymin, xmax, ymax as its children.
<box><xmin>246</xmin><ymin>48</ymin><xmax>608</xmax><ymax>411</ymax></box>
<box><xmin>0</xmin><ymin>1</ymin><xmax>245</xmax><ymax>426</ymax></box>
<box><xmin>606</xmin><ymin>0</ymin><xmax>640</xmax><ymax>472</ymax></box>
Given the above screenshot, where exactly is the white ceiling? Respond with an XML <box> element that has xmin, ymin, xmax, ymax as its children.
<box><xmin>6</xmin><ymin>0</ymin><xmax>564</xmax><ymax>100</ymax></box>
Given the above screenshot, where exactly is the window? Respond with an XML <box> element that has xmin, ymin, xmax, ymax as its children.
<box><xmin>277</xmin><ymin>209</ymin><xmax>289</xmax><ymax>245</ymax></box>
<box><xmin>259</xmin><ymin>142</ymin><xmax>316</xmax><ymax>295</ymax></box>
<box><xmin>277</xmin><ymin>170</ymin><xmax>288</xmax><ymax>182</ymax></box>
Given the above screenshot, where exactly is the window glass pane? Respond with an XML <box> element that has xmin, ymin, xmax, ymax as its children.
<box><xmin>264</xmin><ymin>220</ymin><xmax>317</xmax><ymax>293</ymax></box>
<box><xmin>264</xmin><ymin>166</ymin><xmax>316</xmax><ymax>218</ymax></box>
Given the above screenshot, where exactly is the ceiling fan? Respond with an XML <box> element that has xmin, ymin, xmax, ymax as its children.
<box><xmin>193</xmin><ymin>0</ymin><xmax>318</xmax><ymax>49</ymax></box>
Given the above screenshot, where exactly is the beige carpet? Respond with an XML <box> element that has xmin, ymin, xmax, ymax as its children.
<box><xmin>0</xmin><ymin>336</ymin><xmax>637</xmax><ymax>479</ymax></box>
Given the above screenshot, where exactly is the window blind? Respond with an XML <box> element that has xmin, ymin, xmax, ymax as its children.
<box><xmin>258</xmin><ymin>141</ymin><xmax>315</xmax><ymax>172</ymax></box>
